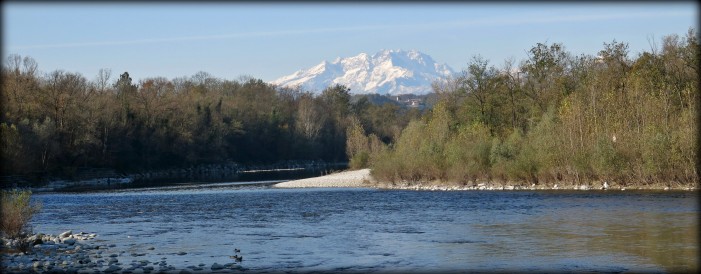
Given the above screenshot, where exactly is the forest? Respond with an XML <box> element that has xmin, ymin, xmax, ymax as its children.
<box><xmin>0</xmin><ymin>62</ymin><xmax>419</xmax><ymax>182</ymax></box>
<box><xmin>349</xmin><ymin>30</ymin><xmax>698</xmax><ymax>186</ymax></box>
<box><xmin>1</xmin><ymin>30</ymin><xmax>698</xmax><ymax>186</ymax></box>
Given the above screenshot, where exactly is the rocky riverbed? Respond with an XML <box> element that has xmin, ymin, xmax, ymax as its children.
<box><xmin>372</xmin><ymin>179</ymin><xmax>697</xmax><ymax>191</ymax></box>
<box><xmin>1</xmin><ymin>231</ymin><xmax>245</xmax><ymax>273</ymax></box>
<box><xmin>273</xmin><ymin>168</ymin><xmax>696</xmax><ymax>191</ymax></box>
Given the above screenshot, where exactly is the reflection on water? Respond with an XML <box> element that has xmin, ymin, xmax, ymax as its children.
<box><xmin>32</xmin><ymin>186</ymin><xmax>698</xmax><ymax>272</ymax></box>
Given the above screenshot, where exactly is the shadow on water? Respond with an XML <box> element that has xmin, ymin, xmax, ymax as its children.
<box><xmin>521</xmin><ymin>191</ymin><xmax>699</xmax><ymax>273</ymax></box>
<box><xmin>63</xmin><ymin>164</ymin><xmax>347</xmax><ymax>192</ymax></box>
<box><xmin>593</xmin><ymin>211</ymin><xmax>698</xmax><ymax>272</ymax></box>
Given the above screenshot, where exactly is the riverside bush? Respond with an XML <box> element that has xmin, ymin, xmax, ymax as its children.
<box><xmin>367</xmin><ymin>32</ymin><xmax>697</xmax><ymax>187</ymax></box>
<box><xmin>1</xmin><ymin>189</ymin><xmax>41</xmax><ymax>239</ymax></box>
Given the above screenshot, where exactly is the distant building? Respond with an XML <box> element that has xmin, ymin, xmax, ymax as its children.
<box><xmin>395</xmin><ymin>95</ymin><xmax>425</xmax><ymax>109</ymax></box>
<box><xmin>407</xmin><ymin>99</ymin><xmax>423</xmax><ymax>108</ymax></box>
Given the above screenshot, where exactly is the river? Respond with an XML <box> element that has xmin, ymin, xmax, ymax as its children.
<box><xmin>31</xmin><ymin>183</ymin><xmax>698</xmax><ymax>273</ymax></box>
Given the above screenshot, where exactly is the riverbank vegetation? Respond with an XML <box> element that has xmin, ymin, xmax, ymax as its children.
<box><xmin>1</xmin><ymin>189</ymin><xmax>41</xmax><ymax>241</ymax></box>
<box><xmin>1</xmin><ymin>31</ymin><xmax>697</xmax><ymax>188</ymax></box>
<box><xmin>359</xmin><ymin>31</ymin><xmax>698</xmax><ymax>187</ymax></box>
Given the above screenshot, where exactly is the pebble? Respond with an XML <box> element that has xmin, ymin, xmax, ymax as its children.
<box><xmin>211</xmin><ymin>263</ymin><xmax>224</xmax><ymax>270</ymax></box>
<box><xmin>2</xmin><ymin>232</ymin><xmax>240</xmax><ymax>274</ymax></box>
<box><xmin>104</xmin><ymin>265</ymin><xmax>122</xmax><ymax>272</ymax></box>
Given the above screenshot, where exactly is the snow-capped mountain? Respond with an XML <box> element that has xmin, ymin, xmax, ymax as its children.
<box><xmin>271</xmin><ymin>49</ymin><xmax>455</xmax><ymax>95</ymax></box>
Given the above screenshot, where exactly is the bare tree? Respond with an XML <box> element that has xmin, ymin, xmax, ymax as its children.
<box><xmin>295</xmin><ymin>93</ymin><xmax>324</xmax><ymax>140</ymax></box>
<box><xmin>95</xmin><ymin>68</ymin><xmax>112</xmax><ymax>93</ymax></box>
<box><xmin>502</xmin><ymin>57</ymin><xmax>520</xmax><ymax>130</ymax></box>
<box><xmin>460</xmin><ymin>55</ymin><xmax>499</xmax><ymax>125</ymax></box>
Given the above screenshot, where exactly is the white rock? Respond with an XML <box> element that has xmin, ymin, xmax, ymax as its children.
<box><xmin>59</xmin><ymin>231</ymin><xmax>72</xmax><ymax>238</ymax></box>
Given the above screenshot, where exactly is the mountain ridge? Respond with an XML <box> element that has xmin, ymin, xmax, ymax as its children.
<box><xmin>271</xmin><ymin>49</ymin><xmax>454</xmax><ymax>95</ymax></box>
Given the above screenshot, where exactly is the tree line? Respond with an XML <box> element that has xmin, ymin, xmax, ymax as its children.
<box><xmin>1</xmin><ymin>61</ymin><xmax>418</xmax><ymax>181</ymax></box>
<box><xmin>349</xmin><ymin>30</ymin><xmax>698</xmax><ymax>186</ymax></box>
<box><xmin>2</xmin><ymin>31</ymin><xmax>697</xmax><ymax>186</ymax></box>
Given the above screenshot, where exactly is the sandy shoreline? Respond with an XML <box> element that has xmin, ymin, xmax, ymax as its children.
<box><xmin>274</xmin><ymin>169</ymin><xmax>697</xmax><ymax>191</ymax></box>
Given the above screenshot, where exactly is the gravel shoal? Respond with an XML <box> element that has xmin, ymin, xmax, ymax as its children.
<box><xmin>273</xmin><ymin>169</ymin><xmax>372</xmax><ymax>188</ymax></box>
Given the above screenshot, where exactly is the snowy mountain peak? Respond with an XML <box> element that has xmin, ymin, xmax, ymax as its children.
<box><xmin>271</xmin><ymin>50</ymin><xmax>455</xmax><ymax>95</ymax></box>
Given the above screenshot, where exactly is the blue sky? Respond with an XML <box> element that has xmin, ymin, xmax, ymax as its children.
<box><xmin>3</xmin><ymin>2</ymin><xmax>697</xmax><ymax>83</ymax></box>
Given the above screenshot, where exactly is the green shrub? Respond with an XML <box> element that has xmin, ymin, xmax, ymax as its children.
<box><xmin>490</xmin><ymin>130</ymin><xmax>524</xmax><ymax>180</ymax></box>
<box><xmin>350</xmin><ymin>151</ymin><xmax>370</xmax><ymax>170</ymax></box>
<box><xmin>1</xmin><ymin>189</ymin><xmax>41</xmax><ymax>239</ymax></box>
<box><xmin>512</xmin><ymin>144</ymin><xmax>540</xmax><ymax>183</ymax></box>
<box><xmin>593</xmin><ymin>135</ymin><xmax>628</xmax><ymax>178</ymax></box>
<box><xmin>525</xmin><ymin>110</ymin><xmax>562</xmax><ymax>182</ymax></box>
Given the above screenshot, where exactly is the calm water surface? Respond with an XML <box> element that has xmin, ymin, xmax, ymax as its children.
<box><xmin>32</xmin><ymin>185</ymin><xmax>698</xmax><ymax>273</ymax></box>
